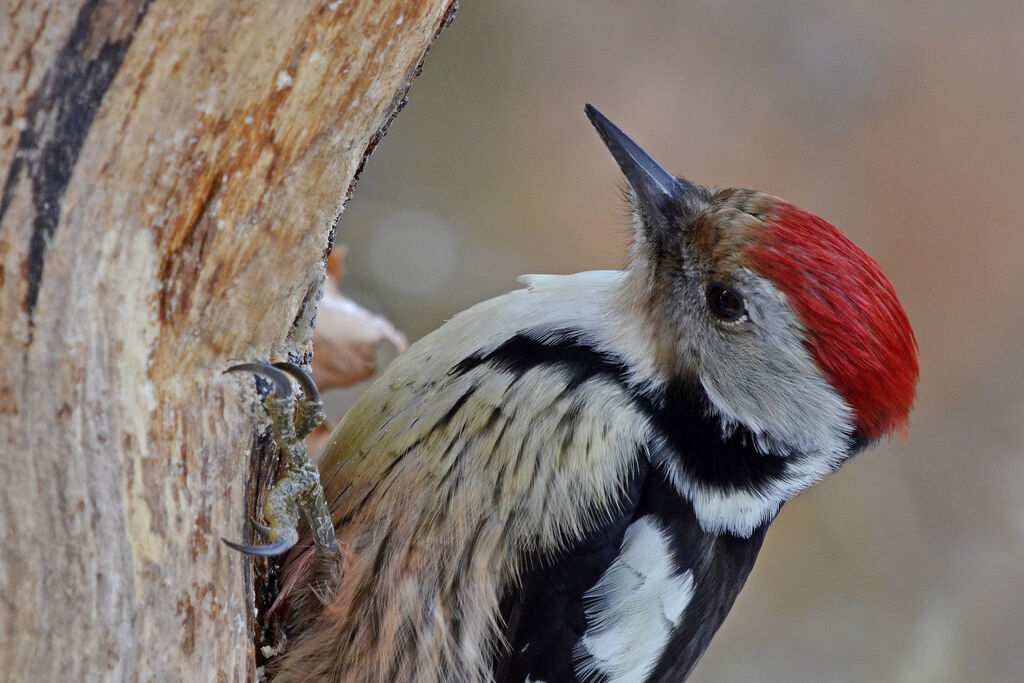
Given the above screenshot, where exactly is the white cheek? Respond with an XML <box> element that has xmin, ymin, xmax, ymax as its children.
<box><xmin>678</xmin><ymin>272</ymin><xmax>855</xmax><ymax>535</ymax></box>
<box><xmin>574</xmin><ymin>516</ymin><xmax>695</xmax><ymax>683</ymax></box>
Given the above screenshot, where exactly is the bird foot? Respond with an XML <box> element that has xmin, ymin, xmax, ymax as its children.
<box><xmin>223</xmin><ymin>361</ymin><xmax>340</xmax><ymax>560</ymax></box>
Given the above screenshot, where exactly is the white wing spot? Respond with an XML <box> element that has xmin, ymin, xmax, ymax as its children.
<box><xmin>574</xmin><ymin>516</ymin><xmax>694</xmax><ymax>683</ymax></box>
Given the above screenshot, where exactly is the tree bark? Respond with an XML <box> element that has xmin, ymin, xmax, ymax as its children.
<box><xmin>0</xmin><ymin>1</ymin><xmax>456</xmax><ymax>679</ymax></box>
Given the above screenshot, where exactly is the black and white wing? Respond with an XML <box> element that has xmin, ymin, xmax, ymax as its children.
<box><xmin>494</xmin><ymin>398</ymin><xmax>773</xmax><ymax>683</ymax></box>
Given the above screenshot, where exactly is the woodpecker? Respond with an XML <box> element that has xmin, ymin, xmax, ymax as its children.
<box><xmin>227</xmin><ymin>105</ymin><xmax>918</xmax><ymax>683</ymax></box>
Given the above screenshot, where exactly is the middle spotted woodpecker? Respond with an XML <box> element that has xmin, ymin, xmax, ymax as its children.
<box><xmin>226</xmin><ymin>105</ymin><xmax>919</xmax><ymax>683</ymax></box>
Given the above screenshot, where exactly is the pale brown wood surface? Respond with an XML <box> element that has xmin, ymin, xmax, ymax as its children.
<box><xmin>0</xmin><ymin>0</ymin><xmax>456</xmax><ymax>679</ymax></box>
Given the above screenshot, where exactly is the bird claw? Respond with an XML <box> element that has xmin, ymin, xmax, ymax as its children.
<box><xmin>221</xmin><ymin>509</ymin><xmax>300</xmax><ymax>557</ymax></box>
<box><xmin>226</xmin><ymin>362</ymin><xmax>293</xmax><ymax>400</ymax></box>
<box><xmin>221</xmin><ymin>487</ymin><xmax>301</xmax><ymax>557</ymax></box>
<box><xmin>221</xmin><ymin>534</ymin><xmax>297</xmax><ymax>557</ymax></box>
<box><xmin>272</xmin><ymin>361</ymin><xmax>321</xmax><ymax>402</ymax></box>
<box><xmin>225</xmin><ymin>360</ymin><xmax>340</xmax><ymax>560</ymax></box>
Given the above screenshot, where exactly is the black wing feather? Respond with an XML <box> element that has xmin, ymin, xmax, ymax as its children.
<box><xmin>494</xmin><ymin>449</ymin><xmax>770</xmax><ymax>683</ymax></box>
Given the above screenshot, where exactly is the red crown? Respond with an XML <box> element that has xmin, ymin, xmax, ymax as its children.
<box><xmin>747</xmin><ymin>202</ymin><xmax>919</xmax><ymax>440</ymax></box>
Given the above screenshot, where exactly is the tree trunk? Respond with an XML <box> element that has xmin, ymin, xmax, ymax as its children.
<box><xmin>0</xmin><ymin>1</ymin><xmax>456</xmax><ymax>679</ymax></box>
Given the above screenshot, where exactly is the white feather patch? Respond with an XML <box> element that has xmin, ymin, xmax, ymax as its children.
<box><xmin>574</xmin><ymin>516</ymin><xmax>694</xmax><ymax>683</ymax></box>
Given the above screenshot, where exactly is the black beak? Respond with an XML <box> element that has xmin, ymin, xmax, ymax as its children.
<box><xmin>584</xmin><ymin>104</ymin><xmax>704</xmax><ymax>216</ymax></box>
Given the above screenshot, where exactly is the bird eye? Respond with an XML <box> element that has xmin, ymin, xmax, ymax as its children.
<box><xmin>706</xmin><ymin>284</ymin><xmax>746</xmax><ymax>323</ymax></box>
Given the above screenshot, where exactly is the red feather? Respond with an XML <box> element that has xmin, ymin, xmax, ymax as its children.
<box><xmin>747</xmin><ymin>202</ymin><xmax>919</xmax><ymax>439</ymax></box>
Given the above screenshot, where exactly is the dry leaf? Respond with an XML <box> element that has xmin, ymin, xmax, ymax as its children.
<box><xmin>312</xmin><ymin>249</ymin><xmax>407</xmax><ymax>390</ymax></box>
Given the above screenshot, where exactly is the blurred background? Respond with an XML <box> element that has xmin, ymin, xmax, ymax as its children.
<box><xmin>330</xmin><ymin>1</ymin><xmax>1024</xmax><ymax>680</ymax></box>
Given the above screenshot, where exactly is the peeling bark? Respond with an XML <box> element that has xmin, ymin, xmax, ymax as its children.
<box><xmin>0</xmin><ymin>0</ymin><xmax>456</xmax><ymax>679</ymax></box>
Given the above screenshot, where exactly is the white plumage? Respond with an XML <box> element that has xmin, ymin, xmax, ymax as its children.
<box><xmin>575</xmin><ymin>516</ymin><xmax>695</xmax><ymax>683</ymax></box>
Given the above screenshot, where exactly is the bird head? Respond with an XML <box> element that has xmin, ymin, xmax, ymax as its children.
<box><xmin>586</xmin><ymin>105</ymin><xmax>918</xmax><ymax>462</ymax></box>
